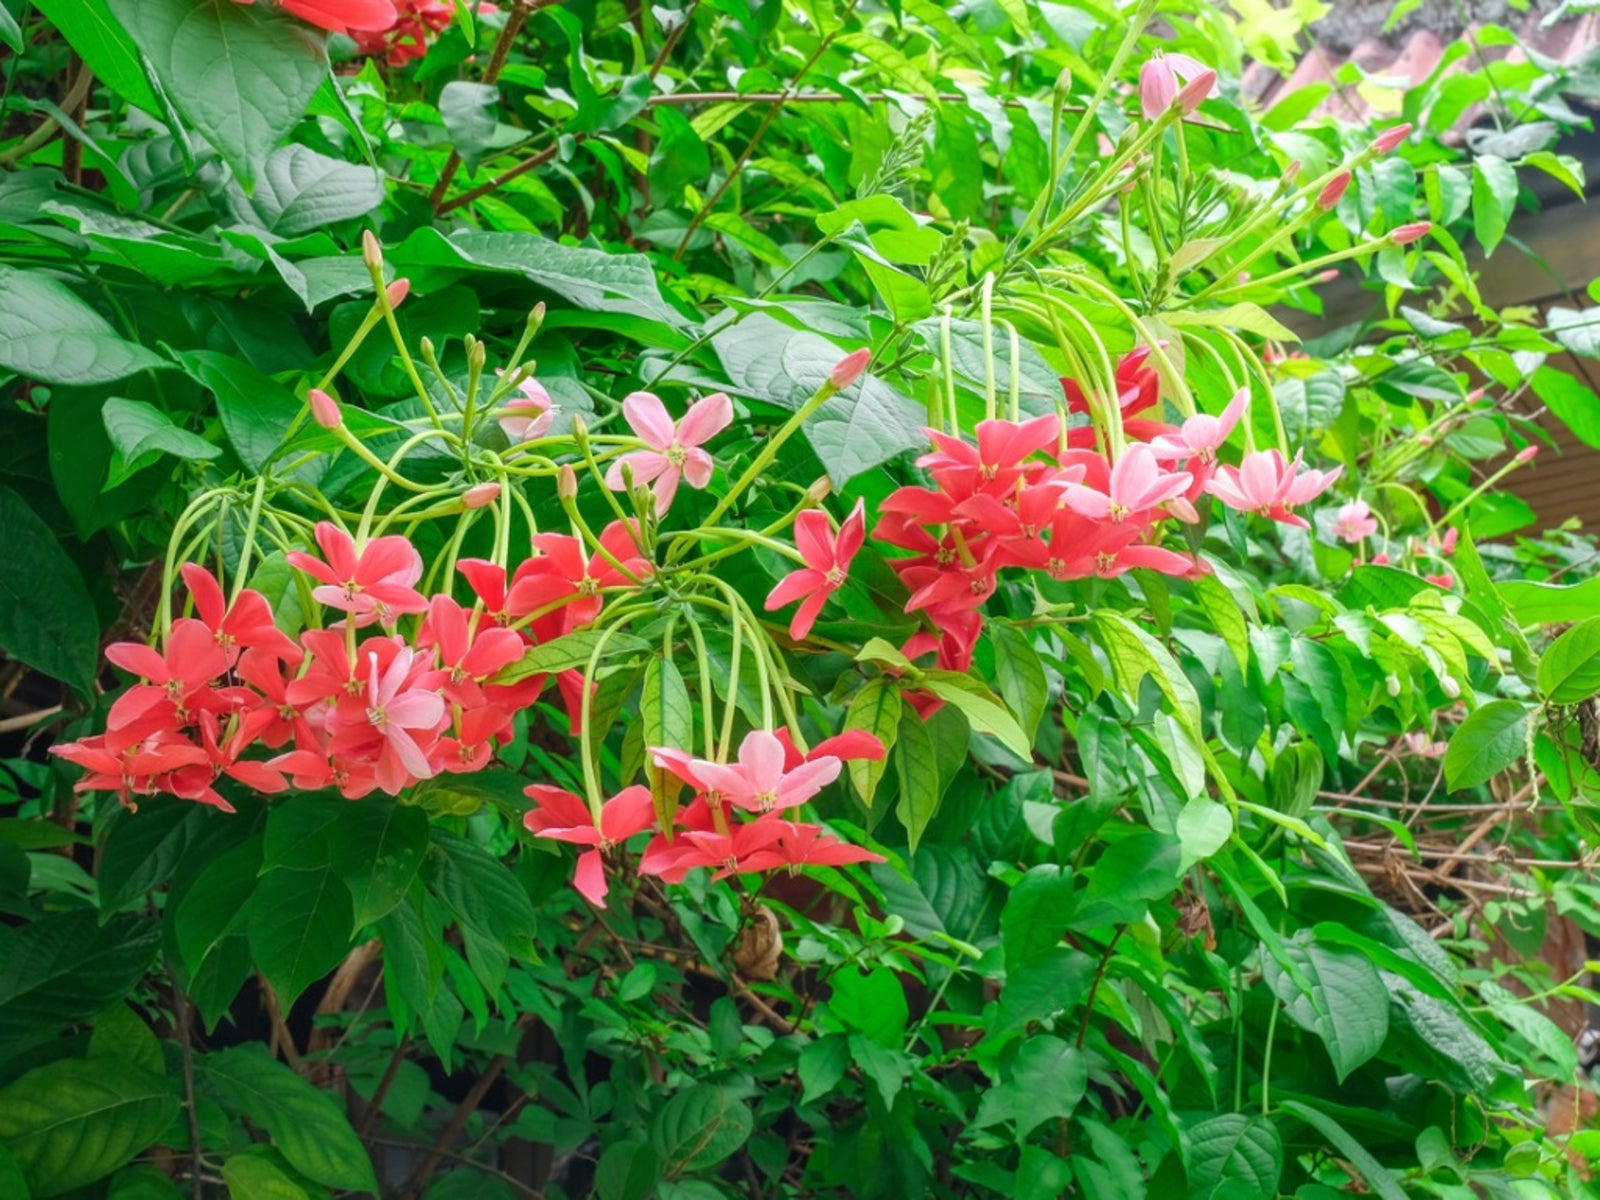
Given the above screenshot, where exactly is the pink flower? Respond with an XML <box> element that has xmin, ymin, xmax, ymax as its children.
<box><xmin>1205</xmin><ymin>450</ymin><xmax>1341</xmax><ymax>528</ymax></box>
<box><xmin>1138</xmin><ymin>53</ymin><xmax>1217</xmax><ymax>120</ymax></box>
<box><xmin>605</xmin><ymin>391</ymin><xmax>733</xmax><ymax>515</ymax></box>
<box><xmin>1148</xmin><ymin>389</ymin><xmax>1249</xmax><ymax>463</ymax></box>
<box><xmin>764</xmin><ymin>821</ymin><xmax>886</xmax><ymax>872</ymax></box>
<box><xmin>330</xmin><ymin>646</ymin><xmax>445</xmax><ymax>794</ymax></box>
<box><xmin>524</xmin><ymin>784</ymin><xmax>657</xmax><ymax>907</ymax></box>
<box><xmin>496</xmin><ymin>373</ymin><xmax>555</xmax><ymax>444</ymax></box>
<box><xmin>1333</xmin><ymin>500</ymin><xmax>1378</xmax><ymax>544</ymax></box>
<box><xmin>652</xmin><ymin>729</ymin><xmax>841</xmax><ymax>815</ymax></box>
<box><xmin>179</xmin><ymin>563</ymin><xmax>300</xmax><ymax>665</ymax></box>
<box><xmin>506</xmin><ymin>521</ymin><xmax>652</xmax><ymax>632</ymax></box>
<box><xmin>764</xmin><ymin>499</ymin><xmax>866</xmax><ymax>640</ymax></box>
<box><xmin>419</xmin><ymin>595</ymin><xmax>526</xmax><ymax>707</ymax></box>
<box><xmin>287</xmin><ymin>522</ymin><xmax>427</xmax><ymax>626</ymax></box>
<box><xmin>232</xmin><ymin>0</ymin><xmax>399</xmax><ymax>33</ymax></box>
<box><xmin>1063</xmin><ymin>443</ymin><xmax>1192</xmax><ymax>524</ymax></box>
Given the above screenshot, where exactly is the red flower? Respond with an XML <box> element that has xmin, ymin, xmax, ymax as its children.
<box><xmin>104</xmin><ymin>618</ymin><xmax>230</xmax><ymax>733</ymax></box>
<box><xmin>180</xmin><ymin>564</ymin><xmax>300</xmax><ymax>666</ymax></box>
<box><xmin>525</xmin><ymin>784</ymin><xmax>657</xmax><ymax>907</ymax></box>
<box><xmin>419</xmin><ymin>595</ymin><xmax>526</xmax><ymax>707</ymax></box>
<box><xmin>506</xmin><ymin>521</ymin><xmax>651</xmax><ymax>632</ymax></box>
<box><xmin>652</xmin><ymin>729</ymin><xmax>841</xmax><ymax>815</ymax></box>
<box><xmin>236</xmin><ymin>0</ymin><xmax>400</xmax><ymax>34</ymax></box>
<box><xmin>765</xmin><ymin>499</ymin><xmax>865</xmax><ymax>640</ymax></box>
<box><xmin>287</xmin><ymin>522</ymin><xmax>427</xmax><ymax>626</ymax></box>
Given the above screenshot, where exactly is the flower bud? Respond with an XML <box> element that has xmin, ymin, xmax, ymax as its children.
<box><xmin>361</xmin><ymin>228</ymin><xmax>384</xmax><ymax>272</ymax></box>
<box><xmin>1371</xmin><ymin>122</ymin><xmax>1413</xmax><ymax>155</ymax></box>
<box><xmin>1175</xmin><ymin>69</ymin><xmax>1216</xmax><ymax>115</ymax></box>
<box><xmin>806</xmin><ymin>476</ymin><xmax>833</xmax><ymax>503</ymax></box>
<box><xmin>1516</xmin><ymin>444</ymin><xmax>1539</xmax><ymax>463</ymax></box>
<box><xmin>527</xmin><ymin>301</ymin><xmax>547</xmax><ymax>335</ymax></box>
<box><xmin>1373</xmin><ymin>552</ymin><xmax>1390</xmax><ymax>565</ymax></box>
<box><xmin>308</xmin><ymin>388</ymin><xmax>342</xmax><ymax>430</ymax></box>
<box><xmin>385</xmin><ymin>278</ymin><xmax>410</xmax><ymax>308</ymax></box>
<box><xmin>1390</xmin><ymin>221</ymin><xmax>1431</xmax><ymax>246</ymax></box>
<box><xmin>829</xmin><ymin>348</ymin><xmax>872</xmax><ymax>390</ymax></box>
<box><xmin>1316</xmin><ymin>268</ymin><xmax>1340</xmax><ymax>283</ymax></box>
<box><xmin>467</xmin><ymin>336</ymin><xmax>487</xmax><ymax>371</ymax></box>
<box><xmin>1316</xmin><ymin>171</ymin><xmax>1351</xmax><ymax>210</ymax></box>
<box><xmin>1386</xmin><ymin>674</ymin><xmax>1402</xmax><ymax>698</ymax></box>
<box><xmin>1283</xmin><ymin>160</ymin><xmax>1301</xmax><ymax>185</ymax></box>
<box><xmin>463</xmin><ymin>481</ymin><xmax>501</xmax><ymax>509</ymax></box>
<box><xmin>557</xmin><ymin>464</ymin><xmax>578</xmax><ymax>501</ymax></box>
<box><xmin>1440</xmin><ymin>675</ymin><xmax>1460</xmax><ymax>699</ymax></box>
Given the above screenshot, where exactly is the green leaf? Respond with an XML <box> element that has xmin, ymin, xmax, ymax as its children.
<box><xmin>247</xmin><ymin>865</ymin><xmax>355</xmax><ymax>1008</ymax></box>
<box><xmin>31</xmin><ymin>0</ymin><xmax>159</xmax><ymax>112</ymax></box>
<box><xmin>199</xmin><ymin>1045</ymin><xmax>376</xmax><ymax>1192</ymax></box>
<box><xmin>329</xmin><ymin>799</ymin><xmax>430</xmax><ymax>930</ymax></box>
<box><xmin>1530</xmin><ymin>365</ymin><xmax>1600</xmax><ymax>449</ymax></box>
<box><xmin>0</xmin><ymin>484</ymin><xmax>102</xmax><ymax>695</ymax></box>
<box><xmin>1539</xmin><ymin>616</ymin><xmax>1600</xmax><ymax>704</ymax></box>
<box><xmin>989</xmin><ymin>623</ymin><xmax>1049</xmax><ymax>743</ymax></box>
<box><xmin>892</xmin><ymin>710</ymin><xmax>943</xmax><ymax>853</ymax></box>
<box><xmin>171</xmin><ymin>349</ymin><xmax>303</xmax><ymax>473</ymax></box>
<box><xmin>431</xmin><ymin>830</ymin><xmax>538</xmax><ymax>995</ymax></box>
<box><xmin>0</xmin><ymin>913</ymin><xmax>159</xmax><ymax>1058</ymax></box>
<box><xmin>0</xmin><ymin>1059</ymin><xmax>178</xmax><ymax>1198</ymax></box>
<box><xmin>1471</xmin><ymin>155</ymin><xmax>1518</xmax><ymax>257</ymax></box>
<box><xmin>102</xmin><ymin>397</ymin><xmax>220</xmax><ymax>486</ymax></box>
<box><xmin>843</xmin><ymin>676</ymin><xmax>901</xmax><ymax>807</ymax></box>
<box><xmin>0</xmin><ymin>266</ymin><xmax>166</xmax><ymax>385</ymax></box>
<box><xmin>109</xmin><ymin>0</ymin><xmax>327</xmax><ymax>186</ymax></box>
<box><xmin>1089</xmin><ymin>611</ymin><xmax>1203</xmax><ymax>737</ymax></box>
<box><xmin>1193</xmin><ymin>573</ymin><xmax>1250</xmax><ymax>673</ymax></box>
<box><xmin>169</xmin><ymin>837</ymin><xmax>261</xmax><ymax>982</ymax></box>
<box><xmin>1175</xmin><ymin>796</ymin><xmax>1232</xmax><ymax>871</ymax></box>
<box><xmin>797</xmin><ymin>1035</ymin><xmax>852</xmax><ymax>1104</ymax></box>
<box><xmin>221</xmin><ymin>1153</ymin><xmax>311</xmax><ymax>1200</ymax></box>
<box><xmin>1500</xmin><ymin>576</ymin><xmax>1600</xmax><ymax>626</ymax></box>
<box><xmin>917</xmin><ymin>670</ymin><xmax>1031</xmax><ymax>758</ymax></box>
<box><xmin>835</xmin><ymin>33</ymin><xmax>939</xmax><ymax>99</ymax></box>
<box><xmin>1273</xmin><ymin>371</ymin><xmax>1346</xmax><ymax>452</ymax></box>
<box><xmin>1279</xmin><ymin>1101</ymin><xmax>1406</xmax><ymax>1200</ymax></box>
<box><xmin>1186</xmin><ymin>1113</ymin><xmax>1282</xmax><ymax>1200</ymax></box>
<box><xmin>1163</xmin><ymin>303</ymin><xmax>1299</xmax><ymax>342</ymax></box>
<box><xmin>1261</xmin><ymin>931</ymin><xmax>1389</xmax><ymax>1081</ymax></box>
<box><xmin>1444</xmin><ymin>700</ymin><xmax>1529</xmax><ymax>790</ymax></box>
<box><xmin>872</xmin><ymin>846</ymin><xmax>990</xmax><ymax>942</ymax></box>
<box><xmin>1009</xmin><ymin>1036</ymin><xmax>1086</xmax><ymax>1139</ymax></box>
<box><xmin>651</xmin><ymin>1086</ymin><xmax>753</xmax><ymax>1173</ymax></box>
<box><xmin>439</xmin><ymin>81</ymin><xmax>518</xmax><ymax>171</ymax></box>
<box><xmin>236</xmin><ymin>145</ymin><xmax>384</xmax><ymax>236</ymax></box>
<box><xmin>828</xmin><ymin>966</ymin><xmax>908</xmax><ymax>1048</ymax></box>
<box><xmin>710</xmin><ymin>312</ymin><xmax>925</xmax><ymax>483</ymax></box>
<box><xmin>594</xmin><ymin>1139</ymin><xmax>659</xmax><ymax>1200</ymax></box>
<box><xmin>491</xmin><ymin>629</ymin><xmax>650</xmax><ymax>683</ymax></box>
<box><xmin>640</xmin><ymin>656</ymin><xmax>693</xmax><ymax>828</ymax></box>
<box><xmin>1001</xmin><ymin>864</ymin><xmax>1073</xmax><ymax>969</ymax></box>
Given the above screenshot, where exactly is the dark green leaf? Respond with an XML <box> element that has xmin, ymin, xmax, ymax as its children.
<box><xmin>1261</xmin><ymin>931</ymin><xmax>1389</xmax><ymax>1081</ymax></box>
<box><xmin>0</xmin><ymin>484</ymin><xmax>101</xmax><ymax>694</ymax></box>
<box><xmin>0</xmin><ymin>913</ymin><xmax>159</xmax><ymax>1057</ymax></box>
<box><xmin>843</xmin><ymin>676</ymin><xmax>901</xmax><ymax>806</ymax></box>
<box><xmin>0</xmin><ymin>266</ymin><xmax>165</xmax><ymax>385</ymax></box>
<box><xmin>892</xmin><ymin>710</ymin><xmax>943</xmax><ymax>852</ymax></box>
<box><xmin>1186</xmin><ymin>1113</ymin><xmax>1282</xmax><ymax>1200</ymax></box>
<box><xmin>1279</xmin><ymin>1101</ymin><xmax>1405</xmax><ymax>1200</ymax></box>
<box><xmin>329</xmin><ymin>799</ymin><xmax>430</xmax><ymax>930</ymax></box>
<box><xmin>651</xmin><ymin>1086</ymin><xmax>752</xmax><ymax>1173</ymax></box>
<box><xmin>247</xmin><ymin>865</ymin><xmax>355</xmax><ymax>1008</ymax></box>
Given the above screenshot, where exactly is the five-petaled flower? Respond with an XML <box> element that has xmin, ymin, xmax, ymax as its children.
<box><xmin>765</xmin><ymin>499</ymin><xmax>866</xmax><ymax>640</ymax></box>
<box><xmin>606</xmin><ymin>391</ymin><xmax>733</xmax><ymax>515</ymax></box>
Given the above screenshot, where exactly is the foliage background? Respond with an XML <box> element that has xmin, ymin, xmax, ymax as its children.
<box><xmin>6</xmin><ymin>0</ymin><xmax>1600</xmax><ymax>1197</ymax></box>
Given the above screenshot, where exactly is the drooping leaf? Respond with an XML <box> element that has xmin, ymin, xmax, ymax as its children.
<box><xmin>1442</xmin><ymin>699</ymin><xmax>1529</xmax><ymax>791</ymax></box>
<box><xmin>246</xmin><ymin>865</ymin><xmax>355</xmax><ymax>1008</ymax></box>
<box><xmin>843</xmin><ymin>676</ymin><xmax>901</xmax><ymax>807</ymax></box>
<box><xmin>650</xmin><ymin>1086</ymin><xmax>753</xmax><ymax>1173</ymax></box>
<box><xmin>1261</xmin><ymin>931</ymin><xmax>1389</xmax><ymax>1081</ymax></box>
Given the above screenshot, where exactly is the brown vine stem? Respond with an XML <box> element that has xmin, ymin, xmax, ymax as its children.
<box><xmin>428</xmin><ymin>0</ymin><xmax>548</xmax><ymax>214</ymax></box>
<box><xmin>355</xmin><ymin>1034</ymin><xmax>410</xmax><ymax>1138</ymax></box>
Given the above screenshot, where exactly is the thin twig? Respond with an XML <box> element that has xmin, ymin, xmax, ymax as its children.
<box><xmin>366</xmin><ymin>1135</ymin><xmax>544</xmax><ymax>1199</ymax></box>
<box><xmin>177</xmin><ymin>992</ymin><xmax>204</xmax><ymax>1200</ymax></box>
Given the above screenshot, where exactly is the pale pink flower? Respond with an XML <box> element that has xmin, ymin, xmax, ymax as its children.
<box><xmin>355</xmin><ymin>647</ymin><xmax>445</xmax><ymax>793</ymax></box>
<box><xmin>1205</xmin><ymin>450</ymin><xmax>1341</xmax><ymax>528</ymax></box>
<box><xmin>1064</xmin><ymin>443</ymin><xmax>1192</xmax><ymax>523</ymax></box>
<box><xmin>1138</xmin><ymin>53</ymin><xmax>1217</xmax><ymax>120</ymax></box>
<box><xmin>605</xmin><ymin>391</ymin><xmax>733</xmax><ymax>515</ymax></box>
<box><xmin>1333</xmin><ymin>500</ymin><xmax>1378</xmax><ymax>544</ymax></box>
<box><xmin>1148</xmin><ymin>389</ymin><xmax>1249</xmax><ymax>463</ymax></box>
<box><xmin>652</xmin><ymin>729</ymin><xmax>841</xmax><ymax>815</ymax></box>
<box><xmin>496</xmin><ymin>373</ymin><xmax>555</xmax><ymax>443</ymax></box>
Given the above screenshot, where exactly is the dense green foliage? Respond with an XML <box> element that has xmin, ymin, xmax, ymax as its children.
<box><xmin>7</xmin><ymin>1</ymin><xmax>1600</xmax><ymax>1197</ymax></box>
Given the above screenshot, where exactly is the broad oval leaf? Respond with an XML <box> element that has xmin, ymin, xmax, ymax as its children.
<box><xmin>1443</xmin><ymin>699</ymin><xmax>1529</xmax><ymax>791</ymax></box>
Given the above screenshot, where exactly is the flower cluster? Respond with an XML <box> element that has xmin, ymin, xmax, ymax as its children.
<box><xmin>524</xmin><ymin>729</ymin><xmax>886</xmax><ymax>907</ymax></box>
<box><xmin>51</xmin><ymin>518</ymin><xmax>652</xmax><ymax>808</ymax></box>
<box><xmin>876</xmin><ymin>349</ymin><xmax>1339</xmax><ymax>675</ymax></box>
<box><xmin>351</xmin><ymin>0</ymin><xmax>480</xmax><ymax>66</ymax></box>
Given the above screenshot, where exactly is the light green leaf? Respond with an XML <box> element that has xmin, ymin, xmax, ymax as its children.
<box><xmin>1471</xmin><ymin>155</ymin><xmax>1518</xmax><ymax>257</ymax></box>
<box><xmin>1538</xmin><ymin>616</ymin><xmax>1600</xmax><ymax>703</ymax></box>
<box><xmin>1187</xmin><ymin>1113</ymin><xmax>1282</xmax><ymax>1200</ymax></box>
<box><xmin>989</xmin><ymin>623</ymin><xmax>1049</xmax><ymax>743</ymax></box>
<box><xmin>1163</xmin><ymin>303</ymin><xmax>1299</xmax><ymax>342</ymax></box>
<box><xmin>843</xmin><ymin>676</ymin><xmax>901</xmax><ymax>807</ymax></box>
<box><xmin>236</xmin><ymin>144</ymin><xmax>383</xmax><ymax>236</ymax></box>
<box><xmin>917</xmin><ymin>670</ymin><xmax>1031</xmax><ymax>758</ymax></box>
<box><xmin>641</xmin><ymin>656</ymin><xmax>693</xmax><ymax>827</ymax></box>
<box><xmin>1443</xmin><ymin>699</ymin><xmax>1529</xmax><ymax>791</ymax></box>
<box><xmin>492</xmin><ymin>630</ymin><xmax>651</xmax><ymax>683</ymax></box>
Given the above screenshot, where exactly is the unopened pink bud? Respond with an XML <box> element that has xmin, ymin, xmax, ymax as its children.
<box><xmin>1418</xmin><ymin>435</ymin><xmax>1434</xmax><ymax>447</ymax></box>
<box><xmin>557</xmin><ymin>464</ymin><xmax>578</xmax><ymax>501</ymax></box>
<box><xmin>830</xmin><ymin>348</ymin><xmax>872</xmax><ymax>390</ymax></box>
<box><xmin>386</xmin><ymin>278</ymin><xmax>410</xmax><ymax>308</ymax></box>
<box><xmin>361</xmin><ymin>229</ymin><xmax>383</xmax><ymax>271</ymax></box>
<box><xmin>308</xmin><ymin>388</ymin><xmax>341</xmax><ymax>430</ymax></box>
<box><xmin>463</xmin><ymin>482</ymin><xmax>501</xmax><ymax>508</ymax></box>
<box><xmin>1284</xmin><ymin>161</ymin><xmax>1301</xmax><ymax>184</ymax></box>
<box><xmin>1316</xmin><ymin>268</ymin><xmax>1340</xmax><ymax>283</ymax></box>
<box><xmin>1317</xmin><ymin>171</ymin><xmax>1351</xmax><ymax>210</ymax></box>
<box><xmin>1373</xmin><ymin>553</ymin><xmax>1390</xmax><ymax>565</ymax></box>
<box><xmin>1391</xmin><ymin>221</ymin><xmax>1431</xmax><ymax>246</ymax></box>
<box><xmin>1516</xmin><ymin>444</ymin><xmax>1539</xmax><ymax>463</ymax></box>
<box><xmin>1371</xmin><ymin>122</ymin><xmax>1413</xmax><ymax>155</ymax></box>
<box><xmin>1175</xmin><ymin>70</ymin><xmax>1216</xmax><ymax>115</ymax></box>
<box><xmin>1465</xmin><ymin>387</ymin><xmax>1486</xmax><ymax>402</ymax></box>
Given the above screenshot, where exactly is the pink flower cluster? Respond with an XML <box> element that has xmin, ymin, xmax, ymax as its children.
<box><xmin>51</xmin><ymin>519</ymin><xmax>653</xmax><ymax>809</ymax></box>
<box><xmin>351</xmin><ymin>0</ymin><xmax>485</xmax><ymax>66</ymax></box>
<box><xmin>524</xmin><ymin>728</ymin><xmax>885</xmax><ymax>907</ymax></box>
<box><xmin>875</xmin><ymin>349</ymin><xmax>1340</xmax><ymax>676</ymax></box>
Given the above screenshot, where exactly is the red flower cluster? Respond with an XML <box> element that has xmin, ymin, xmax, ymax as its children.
<box><xmin>876</xmin><ymin>349</ymin><xmax>1339</xmax><ymax>677</ymax></box>
<box><xmin>351</xmin><ymin>0</ymin><xmax>482</xmax><ymax>66</ymax></box>
<box><xmin>524</xmin><ymin>729</ymin><xmax>885</xmax><ymax>907</ymax></box>
<box><xmin>51</xmin><ymin>519</ymin><xmax>653</xmax><ymax>809</ymax></box>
